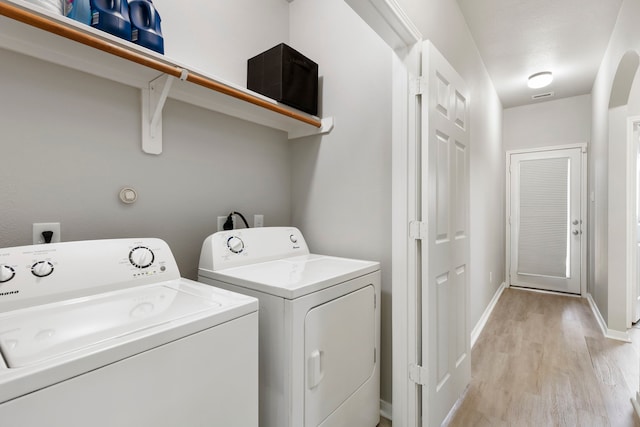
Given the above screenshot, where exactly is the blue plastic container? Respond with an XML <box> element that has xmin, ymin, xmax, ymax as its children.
<box><xmin>65</xmin><ymin>0</ymin><xmax>91</xmax><ymax>25</ymax></box>
<box><xmin>129</xmin><ymin>0</ymin><xmax>164</xmax><ymax>54</ymax></box>
<box><xmin>90</xmin><ymin>0</ymin><xmax>131</xmax><ymax>41</ymax></box>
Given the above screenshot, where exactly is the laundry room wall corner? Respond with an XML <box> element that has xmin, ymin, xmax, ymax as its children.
<box><xmin>288</xmin><ymin>0</ymin><xmax>393</xmax><ymax>406</ymax></box>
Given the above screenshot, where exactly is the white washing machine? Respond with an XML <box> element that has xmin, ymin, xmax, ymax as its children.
<box><xmin>0</xmin><ymin>238</ymin><xmax>258</xmax><ymax>427</ymax></box>
<box><xmin>198</xmin><ymin>227</ymin><xmax>381</xmax><ymax>427</ymax></box>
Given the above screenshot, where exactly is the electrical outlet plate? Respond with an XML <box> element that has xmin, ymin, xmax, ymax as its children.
<box><xmin>217</xmin><ymin>216</ymin><xmax>226</xmax><ymax>232</ymax></box>
<box><xmin>254</xmin><ymin>214</ymin><xmax>264</xmax><ymax>227</ymax></box>
<box><xmin>33</xmin><ymin>222</ymin><xmax>61</xmax><ymax>244</ymax></box>
<box><xmin>217</xmin><ymin>215</ymin><xmax>236</xmax><ymax>231</ymax></box>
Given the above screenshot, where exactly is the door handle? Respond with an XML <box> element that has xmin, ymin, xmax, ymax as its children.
<box><xmin>572</xmin><ymin>220</ymin><xmax>579</xmax><ymax>225</ymax></box>
<box><xmin>572</xmin><ymin>230</ymin><xmax>580</xmax><ymax>235</ymax></box>
<box><xmin>308</xmin><ymin>349</ymin><xmax>324</xmax><ymax>389</ymax></box>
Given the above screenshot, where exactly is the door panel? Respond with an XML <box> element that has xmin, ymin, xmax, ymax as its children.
<box><xmin>509</xmin><ymin>148</ymin><xmax>582</xmax><ymax>294</ymax></box>
<box><xmin>421</xmin><ymin>40</ymin><xmax>471</xmax><ymax>427</ymax></box>
<box><xmin>304</xmin><ymin>286</ymin><xmax>375</xmax><ymax>427</ymax></box>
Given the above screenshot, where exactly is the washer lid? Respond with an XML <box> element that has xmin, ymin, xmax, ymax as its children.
<box><xmin>200</xmin><ymin>254</ymin><xmax>380</xmax><ymax>299</ymax></box>
<box><xmin>0</xmin><ymin>279</ymin><xmax>252</xmax><ymax>368</ymax></box>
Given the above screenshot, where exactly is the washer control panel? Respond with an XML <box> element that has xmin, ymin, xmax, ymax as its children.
<box><xmin>0</xmin><ymin>238</ymin><xmax>180</xmax><ymax>312</ymax></box>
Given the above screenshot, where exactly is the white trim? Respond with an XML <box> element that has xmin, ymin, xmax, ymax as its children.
<box><xmin>505</xmin><ymin>153</ymin><xmax>512</xmax><ymax>288</ymax></box>
<box><xmin>390</xmin><ymin>47</ymin><xmax>413</xmax><ymax>427</ymax></box>
<box><xmin>506</xmin><ymin>142</ymin><xmax>589</xmax><ymax>155</ymax></box>
<box><xmin>586</xmin><ymin>293</ymin><xmax>632</xmax><ymax>342</ymax></box>
<box><xmin>587</xmin><ymin>293</ymin><xmax>610</xmax><ymax>336</ymax></box>
<box><xmin>380</xmin><ymin>399</ymin><xmax>393</xmax><ymax>421</ymax></box>
<box><xmin>471</xmin><ymin>282</ymin><xmax>506</xmax><ymax>348</ymax></box>
<box><xmin>344</xmin><ymin>0</ymin><xmax>422</xmax><ymax>50</ymax></box>
<box><xmin>626</xmin><ymin>116</ymin><xmax>640</xmax><ymax>327</ymax></box>
<box><xmin>632</xmin><ymin>392</ymin><xmax>640</xmax><ymax>420</ymax></box>
<box><xmin>581</xmin><ymin>146</ymin><xmax>588</xmax><ymax>299</ymax></box>
<box><xmin>505</xmin><ymin>143</ymin><xmax>588</xmax><ymax>296</ymax></box>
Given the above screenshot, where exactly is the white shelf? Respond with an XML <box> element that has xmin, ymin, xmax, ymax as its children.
<box><xmin>0</xmin><ymin>0</ymin><xmax>333</xmax><ymax>152</ymax></box>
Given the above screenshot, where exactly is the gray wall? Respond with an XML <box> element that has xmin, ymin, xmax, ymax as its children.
<box><xmin>0</xmin><ymin>48</ymin><xmax>291</xmax><ymax>279</ymax></box>
<box><xmin>590</xmin><ymin>0</ymin><xmax>640</xmax><ymax>332</ymax></box>
<box><xmin>153</xmin><ymin>0</ymin><xmax>290</xmax><ymax>87</ymax></box>
<box><xmin>503</xmin><ymin>95</ymin><xmax>592</xmax><ymax>151</ymax></box>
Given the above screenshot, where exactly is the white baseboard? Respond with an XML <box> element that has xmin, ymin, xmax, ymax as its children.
<box><xmin>633</xmin><ymin>392</ymin><xmax>640</xmax><ymax>420</ymax></box>
<box><xmin>586</xmin><ymin>293</ymin><xmax>631</xmax><ymax>342</ymax></box>
<box><xmin>471</xmin><ymin>282</ymin><xmax>506</xmax><ymax>348</ymax></box>
<box><xmin>380</xmin><ymin>399</ymin><xmax>392</xmax><ymax>421</ymax></box>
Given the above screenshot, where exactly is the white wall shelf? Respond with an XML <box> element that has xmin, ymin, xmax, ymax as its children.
<box><xmin>0</xmin><ymin>0</ymin><xmax>333</xmax><ymax>154</ymax></box>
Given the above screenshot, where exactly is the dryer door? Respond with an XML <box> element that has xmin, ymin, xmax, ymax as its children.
<box><xmin>304</xmin><ymin>285</ymin><xmax>375</xmax><ymax>426</ymax></box>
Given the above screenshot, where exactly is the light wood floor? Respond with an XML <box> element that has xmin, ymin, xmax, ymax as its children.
<box><xmin>447</xmin><ymin>288</ymin><xmax>640</xmax><ymax>426</ymax></box>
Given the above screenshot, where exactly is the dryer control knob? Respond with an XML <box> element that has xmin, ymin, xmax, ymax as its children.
<box><xmin>227</xmin><ymin>236</ymin><xmax>244</xmax><ymax>254</ymax></box>
<box><xmin>31</xmin><ymin>261</ymin><xmax>54</xmax><ymax>278</ymax></box>
<box><xmin>0</xmin><ymin>265</ymin><xmax>15</xmax><ymax>283</ymax></box>
<box><xmin>129</xmin><ymin>246</ymin><xmax>155</xmax><ymax>269</ymax></box>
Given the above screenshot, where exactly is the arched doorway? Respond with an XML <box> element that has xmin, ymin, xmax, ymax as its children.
<box><xmin>608</xmin><ymin>50</ymin><xmax>640</xmax><ymax>329</ymax></box>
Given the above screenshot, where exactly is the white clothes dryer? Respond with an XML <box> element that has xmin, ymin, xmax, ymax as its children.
<box><xmin>0</xmin><ymin>238</ymin><xmax>258</xmax><ymax>427</ymax></box>
<box><xmin>198</xmin><ymin>227</ymin><xmax>381</xmax><ymax>427</ymax></box>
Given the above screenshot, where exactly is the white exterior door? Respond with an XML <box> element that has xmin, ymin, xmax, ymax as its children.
<box><xmin>421</xmin><ymin>41</ymin><xmax>470</xmax><ymax>427</ymax></box>
<box><xmin>509</xmin><ymin>148</ymin><xmax>583</xmax><ymax>294</ymax></box>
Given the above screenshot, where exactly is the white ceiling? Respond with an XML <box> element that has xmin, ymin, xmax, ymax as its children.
<box><xmin>456</xmin><ymin>0</ymin><xmax>624</xmax><ymax>108</ymax></box>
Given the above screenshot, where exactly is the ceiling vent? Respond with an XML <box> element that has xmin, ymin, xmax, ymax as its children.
<box><xmin>532</xmin><ymin>91</ymin><xmax>555</xmax><ymax>100</ymax></box>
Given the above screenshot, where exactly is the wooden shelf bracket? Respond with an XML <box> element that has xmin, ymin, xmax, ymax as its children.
<box><xmin>142</xmin><ymin>69</ymin><xmax>189</xmax><ymax>155</ymax></box>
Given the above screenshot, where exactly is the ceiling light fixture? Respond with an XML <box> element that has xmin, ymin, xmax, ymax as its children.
<box><xmin>527</xmin><ymin>71</ymin><xmax>553</xmax><ymax>89</ymax></box>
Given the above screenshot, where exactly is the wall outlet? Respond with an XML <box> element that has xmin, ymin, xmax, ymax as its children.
<box><xmin>33</xmin><ymin>222</ymin><xmax>61</xmax><ymax>244</ymax></box>
<box><xmin>217</xmin><ymin>216</ymin><xmax>226</xmax><ymax>231</ymax></box>
<box><xmin>217</xmin><ymin>215</ymin><xmax>235</xmax><ymax>231</ymax></box>
<box><xmin>254</xmin><ymin>214</ymin><xmax>264</xmax><ymax>228</ymax></box>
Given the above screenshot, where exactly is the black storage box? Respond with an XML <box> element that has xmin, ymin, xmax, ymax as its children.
<box><xmin>247</xmin><ymin>43</ymin><xmax>318</xmax><ymax>116</ymax></box>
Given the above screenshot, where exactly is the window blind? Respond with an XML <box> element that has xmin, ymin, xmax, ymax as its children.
<box><xmin>517</xmin><ymin>157</ymin><xmax>569</xmax><ymax>278</ymax></box>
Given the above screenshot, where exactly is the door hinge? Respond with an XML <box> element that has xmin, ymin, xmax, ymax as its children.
<box><xmin>409</xmin><ymin>220</ymin><xmax>428</xmax><ymax>240</ymax></box>
<box><xmin>409</xmin><ymin>363</ymin><xmax>428</xmax><ymax>386</ymax></box>
<box><xmin>410</xmin><ymin>76</ymin><xmax>426</xmax><ymax>96</ymax></box>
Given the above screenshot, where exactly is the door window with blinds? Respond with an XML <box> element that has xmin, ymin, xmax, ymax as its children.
<box><xmin>517</xmin><ymin>157</ymin><xmax>570</xmax><ymax>278</ymax></box>
<box><xmin>509</xmin><ymin>147</ymin><xmax>583</xmax><ymax>294</ymax></box>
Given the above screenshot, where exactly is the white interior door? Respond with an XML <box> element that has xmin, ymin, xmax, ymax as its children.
<box><xmin>421</xmin><ymin>40</ymin><xmax>470</xmax><ymax>427</ymax></box>
<box><xmin>509</xmin><ymin>148</ymin><xmax>583</xmax><ymax>294</ymax></box>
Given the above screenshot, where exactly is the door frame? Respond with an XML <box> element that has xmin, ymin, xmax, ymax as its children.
<box><xmin>343</xmin><ymin>1</ymin><xmax>423</xmax><ymax>426</ymax></box>
<box><xmin>505</xmin><ymin>143</ymin><xmax>588</xmax><ymax>296</ymax></box>
<box><xmin>626</xmin><ymin>116</ymin><xmax>640</xmax><ymax>326</ymax></box>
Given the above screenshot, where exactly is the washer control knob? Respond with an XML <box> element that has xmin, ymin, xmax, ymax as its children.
<box><xmin>129</xmin><ymin>246</ymin><xmax>155</xmax><ymax>269</ymax></box>
<box><xmin>289</xmin><ymin>234</ymin><xmax>298</xmax><ymax>244</ymax></box>
<box><xmin>0</xmin><ymin>265</ymin><xmax>15</xmax><ymax>283</ymax></box>
<box><xmin>31</xmin><ymin>261</ymin><xmax>54</xmax><ymax>278</ymax></box>
<box><xmin>227</xmin><ymin>236</ymin><xmax>244</xmax><ymax>254</ymax></box>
